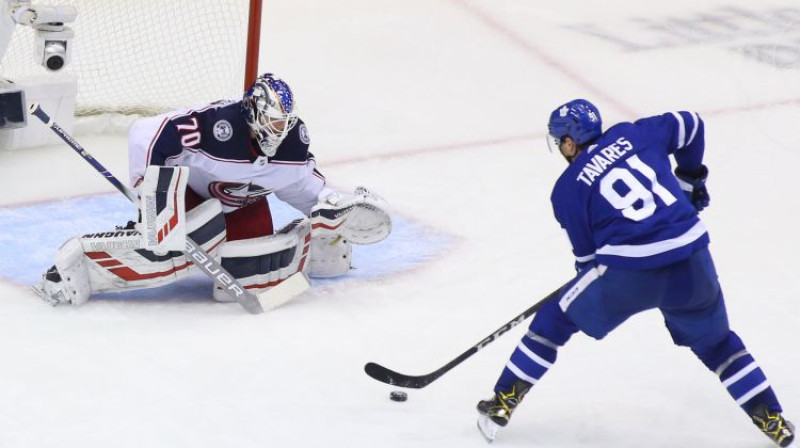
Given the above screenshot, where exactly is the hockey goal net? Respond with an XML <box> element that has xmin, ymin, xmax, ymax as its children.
<box><xmin>0</xmin><ymin>0</ymin><xmax>261</xmax><ymax>117</ymax></box>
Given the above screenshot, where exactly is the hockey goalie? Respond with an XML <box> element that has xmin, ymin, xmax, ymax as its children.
<box><xmin>33</xmin><ymin>73</ymin><xmax>392</xmax><ymax>307</ymax></box>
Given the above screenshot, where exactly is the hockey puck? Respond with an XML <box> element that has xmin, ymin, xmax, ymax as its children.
<box><xmin>389</xmin><ymin>391</ymin><xmax>408</xmax><ymax>402</ymax></box>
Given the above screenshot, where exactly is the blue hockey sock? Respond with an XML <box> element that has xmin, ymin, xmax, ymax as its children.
<box><xmin>716</xmin><ymin>351</ymin><xmax>781</xmax><ymax>415</ymax></box>
<box><xmin>495</xmin><ymin>331</ymin><xmax>560</xmax><ymax>393</ymax></box>
<box><xmin>495</xmin><ymin>299</ymin><xmax>579</xmax><ymax>393</ymax></box>
<box><xmin>693</xmin><ymin>331</ymin><xmax>782</xmax><ymax>415</ymax></box>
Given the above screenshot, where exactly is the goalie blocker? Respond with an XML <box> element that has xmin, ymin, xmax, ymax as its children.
<box><xmin>137</xmin><ymin>165</ymin><xmax>189</xmax><ymax>251</ymax></box>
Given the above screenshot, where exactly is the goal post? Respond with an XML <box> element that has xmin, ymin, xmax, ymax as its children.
<box><xmin>245</xmin><ymin>0</ymin><xmax>263</xmax><ymax>90</ymax></box>
<box><xmin>1</xmin><ymin>0</ymin><xmax>263</xmax><ymax>117</ymax></box>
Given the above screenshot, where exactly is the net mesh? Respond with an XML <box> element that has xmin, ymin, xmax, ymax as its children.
<box><xmin>1</xmin><ymin>0</ymin><xmax>252</xmax><ymax>116</ymax></box>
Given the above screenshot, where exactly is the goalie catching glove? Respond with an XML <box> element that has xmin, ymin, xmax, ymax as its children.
<box><xmin>311</xmin><ymin>186</ymin><xmax>392</xmax><ymax>245</ymax></box>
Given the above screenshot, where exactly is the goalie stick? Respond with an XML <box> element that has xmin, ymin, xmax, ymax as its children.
<box><xmin>364</xmin><ymin>282</ymin><xmax>567</xmax><ymax>388</ymax></box>
<box><xmin>29</xmin><ymin>103</ymin><xmax>307</xmax><ymax>315</ymax></box>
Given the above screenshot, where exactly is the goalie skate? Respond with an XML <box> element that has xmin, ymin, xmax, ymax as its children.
<box><xmin>31</xmin><ymin>262</ymin><xmax>91</xmax><ymax>306</ymax></box>
<box><xmin>30</xmin><ymin>236</ymin><xmax>93</xmax><ymax>306</ymax></box>
<box><xmin>30</xmin><ymin>266</ymin><xmax>64</xmax><ymax>306</ymax></box>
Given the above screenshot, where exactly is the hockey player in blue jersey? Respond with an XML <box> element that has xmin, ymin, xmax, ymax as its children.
<box><xmin>476</xmin><ymin>99</ymin><xmax>794</xmax><ymax>447</ymax></box>
<box><xmin>35</xmin><ymin>73</ymin><xmax>391</xmax><ymax>306</ymax></box>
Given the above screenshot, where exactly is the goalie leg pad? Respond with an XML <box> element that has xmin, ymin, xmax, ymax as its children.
<box><xmin>309</xmin><ymin>234</ymin><xmax>352</xmax><ymax>278</ymax></box>
<box><xmin>85</xmin><ymin>198</ymin><xmax>226</xmax><ymax>292</ymax></box>
<box><xmin>36</xmin><ymin>198</ymin><xmax>225</xmax><ymax>305</ymax></box>
<box><xmin>185</xmin><ymin>197</ymin><xmax>227</xmax><ymax>251</ymax></box>
<box><xmin>213</xmin><ymin>218</ymin><xmax>311</xmax><ymax>302</ymax></box>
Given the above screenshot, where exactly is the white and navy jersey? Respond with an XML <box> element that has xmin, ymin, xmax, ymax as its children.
<box><xmin>128</xmin><ymin>99</ymin><xmax>326</xmax><ymax>215</ymax></box>
<box><xmin>551</xmin><ymin>111</ymin><xmax>709</xmax><ymax>270</ymax></box>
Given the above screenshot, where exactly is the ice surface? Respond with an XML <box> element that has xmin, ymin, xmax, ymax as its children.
<box><xmin>0</xmin><ymin>1</ymin><xmax>798</xmax><ymax>447</ymax></box>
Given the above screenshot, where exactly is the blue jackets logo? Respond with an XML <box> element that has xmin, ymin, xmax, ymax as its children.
<box><xmin>208</xmin><ymin>181</ymin><xmax>271</xmax><ymax>208</ymax></box>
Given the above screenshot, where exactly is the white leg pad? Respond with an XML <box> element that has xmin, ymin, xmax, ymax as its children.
<box><xmin>83</xmin><ymin>198</ymin><xmax>225</xmax><ymax>292</ymax></box>
<box><xmin>213</xmin><ymin>218</ymin><xmax>311</xmax><ymax>303</ymax></box>
<box><xmin>309</xmin><ymin>234</ymin><xmax>352</xmax><ymax>278</ymax></box>
<box><xmin>36</xmin><ymin>198</ymin><xmax>226</xmax><ymax>305</ymax></box>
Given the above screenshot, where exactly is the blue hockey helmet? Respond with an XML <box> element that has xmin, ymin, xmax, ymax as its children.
<box><xmin>546</xmin><ymin>99</ymin><xmax>602</xmax><ymax>153</ymax></box>
<box><xmin>242</xmin><ymin>73</ymin><xmax>299</xmax><ymax>157</ymax></box>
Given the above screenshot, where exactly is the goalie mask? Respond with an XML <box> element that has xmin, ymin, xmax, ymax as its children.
<box><xmin>242</xmin><ymin>73</ymin><xmax>299</xmax><ymax>157</ymax></box>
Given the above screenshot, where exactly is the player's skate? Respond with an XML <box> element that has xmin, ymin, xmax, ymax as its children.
<box><xmin>476</xmin><ymin>380</ymin><xmax>531</xmax><ymax>443</ymax></box>
<box><xmin>751</xmin><ymin>405</ymin><xmax>795</xmax><ymax>447</ymax></box>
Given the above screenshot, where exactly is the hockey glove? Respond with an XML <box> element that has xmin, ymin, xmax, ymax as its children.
<box><xmin>674</xmin><ymin>164</ymin><xmax>710</xmax><ymax>212</ymax></box>
<box><xmin>311</xmin><ymin>186</ymin><xmax>392</xmax><ymax>244</ymax></box>
<box><xmin>574</xmin><ymin>258</ymin><xmax>597</xmax><ymax>273</ymax></box>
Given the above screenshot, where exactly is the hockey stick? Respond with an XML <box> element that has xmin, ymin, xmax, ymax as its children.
<box><xmin>28</xmin><ymin>103</ymin><xmax>269</xmax><ymax>314</ymax></box>
<box><xmin>364</xmin><ymin>282</ymin><xmax>566</xmax><ymax>388</ymax></box>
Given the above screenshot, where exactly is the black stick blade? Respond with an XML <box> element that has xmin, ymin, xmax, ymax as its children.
<box><xmin>363</xmin><ymin>285</ymin><xmax>565</xmax><ymax>391</ymax></box>
<box><xmin>364</xmin><ymin>362</ymin><xmax>438</xmax><ymax>389</ymax></box>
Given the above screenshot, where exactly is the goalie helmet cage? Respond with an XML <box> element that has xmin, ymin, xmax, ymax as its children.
<box><xmin>0</xmin><ymin>0</ymin><xmax>262</xmax><ymax>117</ymax></box>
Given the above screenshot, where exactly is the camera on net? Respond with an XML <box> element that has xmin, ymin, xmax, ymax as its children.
<box><xmin>11</xmin><ymin>2</ymin><xmax>78</xmax><ymax>72</ymax></box>
<box><xmin>34</xmin><ymin>28</ymin><xmax>73</xmax><ymax>72</ymax></box>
